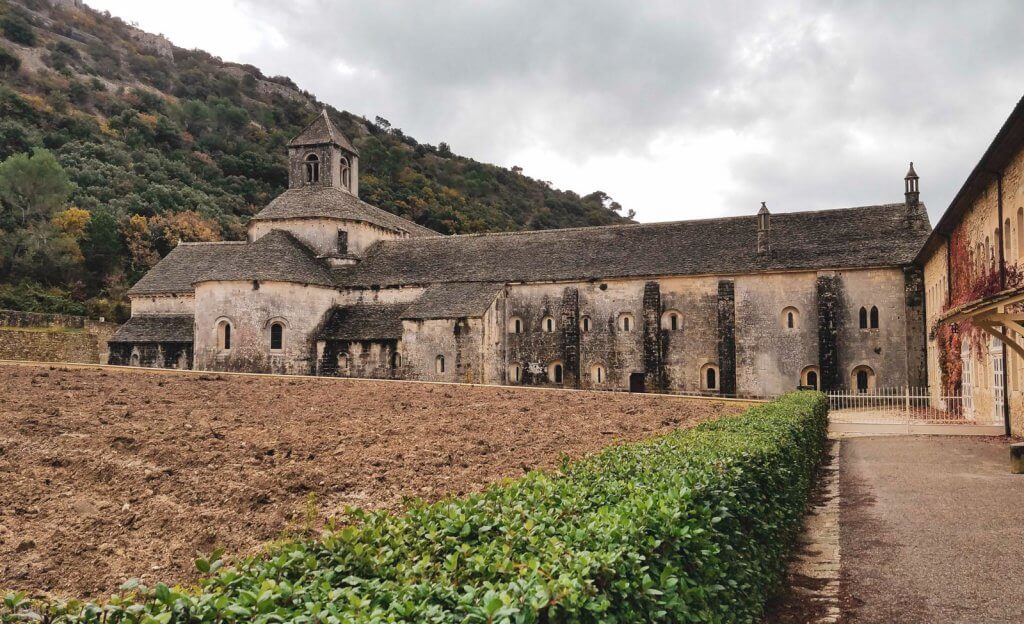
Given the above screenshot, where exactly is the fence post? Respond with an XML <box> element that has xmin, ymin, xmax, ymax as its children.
<box><xmin>904</xmin><ymin>386</ymin><xmax>911</xmax><ymax>422</ymax></box>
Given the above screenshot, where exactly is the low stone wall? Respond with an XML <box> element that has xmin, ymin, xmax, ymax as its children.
<box><xmin>0</xmin><ymin>309</ymin><xmax>119</xmax><ymax>364</ymax></box>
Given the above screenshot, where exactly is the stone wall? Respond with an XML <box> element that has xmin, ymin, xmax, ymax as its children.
<box><xmin>193</xmin><ymin>280</ymin><xmax>340</xmax><ymax>374</ymax></box>
<box><xmin>0</xmin><ymin>309</ymin><xmax>118</xmax><ymax>364</ymax></box>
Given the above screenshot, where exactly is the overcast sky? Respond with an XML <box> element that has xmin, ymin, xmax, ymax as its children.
<box><xmin>86</xmin><ymin>0</ymin><xmax>1024</xmax><ymax>224</ymax></box>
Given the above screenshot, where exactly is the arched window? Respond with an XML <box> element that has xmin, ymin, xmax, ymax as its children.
<box><xmin>590</xmin><ymin>363</ymin><xmax>606</xmax><ymax>384</ymax></box>
<box><xmin>542</xmin><ymin>316</ymin><xmax>555</xmax><ymax>333</ymax></box>
<box><xmin>391</xmin><ymin>351</ymin><xmax>402</xmax><ymax>369</ymax></box>
<box><xmin>548</xmin><ymin>361</ymin><xmax>564</xmax><ymax>384</ymax></box>
<box><xmin>269</xmin><ymin>322</ymin><xmax>284</xmax><ymax>351</ymax></box>
<box><xmin>701</xmin><ymin>363</ymin><xmax>719</xmax><ymax>391</ymax></box>
<box><xmin>579</xmin><ymin>316</ymin><xmax>591</xmax><ymax>332</ymax></box>
<box><xmin>1005</xmin><ymin>218</ymin><xmax>1012</xmax><ymax>262</ymax></box>
<box><xmin>869</xmin><ymin>306</ymin><xmax>879</xmax><ymax>329</ymax></box>
<box><xmin>217</xmin><ymin>319</ymin><xmax>232</xmax><ymax>351</ymax></box>
<box><xmin>851</xmin><ymin>365</ymin><xmax>875</xmax><ymax>393</ymax></box>
<box><xmin>304</xmin><ymin>153</ymin><xmax>320</xmax><ymax>183</ymax></box>
<box><xmin>1017</xmin><ymin>207</ymin><xmax>1024</xmax><ymax>263</ymax></box>
<box><xmin>435</xmin><ymin>355</ymin><xmax>445</xmax><ymax>374</ymax></box>
<box><xmin>801</xmin><ymin>366</ymin><xmax>820</xmax><ymax>390</ymax></box>
<box><xmin>508</xmin><ymin>317</ymin><xmax>523</xmax><ymax>334</ymax></box>
<box><xmin>859</xmin><ymin>307</ymin><xmax>868</xmax><ymax>329</ymax></box>
<box><xmin>508</xmin><ymin>364</ymin><xmax>522</xmax><ymax>383</ymax></box>
<box><xmin>782</xmin><ymin>306</ymin><xmax>799</xmax><ymax>330</ymax></box>
<box><xmin>618</xmin><ymin>313</ymin><xmax>634</xmax><ymax>332</ymax></box>
<box><xmin>661</xmin><ymin>310</ymin><xmax>682</xmax><ymax>331</ymax></box>
<box><xmin>340</xmin><ymin>156</ymin><xmax>350</xmax><ymax>189</ymax></box>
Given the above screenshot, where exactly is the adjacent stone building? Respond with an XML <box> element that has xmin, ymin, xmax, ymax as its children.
<box><xmin>110</xmin><ymin>110</ymin><xmax>932</xmax><ymax>396</ymax></box>
<box><xmin>918</xmin><ymin>95</ymin><xmax>1024</xmax><ymax>436</ymax></box>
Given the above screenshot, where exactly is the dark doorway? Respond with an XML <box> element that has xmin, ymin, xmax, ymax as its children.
<box><xmin>857</xmin><ymin>370</ymin><xmax>869</xmax><ymax>392</ymax></box>
<box><xmin>807</xmin><ymin>371</ymin><xmax>818</xmax><ymax>390</ymax></box>
<box><xmin>629</xmin><ymin>372</ymin><xmax>646</xmax><ymax>393</ymax></box>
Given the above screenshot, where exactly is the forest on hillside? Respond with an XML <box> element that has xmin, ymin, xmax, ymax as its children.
<box><xmin>0</xmin><ymin>0</ymin><xmax>631</xmax><ymax>320</ymax></box>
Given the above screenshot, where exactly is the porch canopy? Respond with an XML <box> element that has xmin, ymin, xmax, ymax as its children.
<box><xmin>937</xmin><ymin>285</ymin><xmax>1024</xmax><ymax>359</ymax></box>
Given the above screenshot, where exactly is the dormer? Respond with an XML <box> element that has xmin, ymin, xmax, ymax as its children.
<box><xmin>288</xmin><ymin>109</ymin><xmax>360</xmax><ymax>196</ymax></box>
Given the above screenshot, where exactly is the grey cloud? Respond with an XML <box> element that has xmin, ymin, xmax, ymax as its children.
<box><xmin>229</xmin><ymin>0</ymin><xmax>1024</xmax><ymax>222</ymax></box>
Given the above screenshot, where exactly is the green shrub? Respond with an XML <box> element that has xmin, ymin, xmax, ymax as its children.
<box><xmin>3</xmin><ymin>392</ymin><xmax>827</xmax><ymax>623</ymax></box>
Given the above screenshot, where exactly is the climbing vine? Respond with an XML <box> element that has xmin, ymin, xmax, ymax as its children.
<box><xmin>936</xmin><ymin>225</ymin><xmax>1024</xmax><ymax>397</ymax></box>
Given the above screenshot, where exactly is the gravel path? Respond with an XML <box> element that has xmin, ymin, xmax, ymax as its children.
<box><xmin>839</xmin><ymin>435</ymin><xmax>1024</xmax><ymax>623</ymax></box>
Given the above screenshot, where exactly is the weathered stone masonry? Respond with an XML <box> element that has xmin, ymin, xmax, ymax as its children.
<box><xmin>112</xmin><ymin>110</ymin><xmax>933</xmax><ymax>396</ymax></box>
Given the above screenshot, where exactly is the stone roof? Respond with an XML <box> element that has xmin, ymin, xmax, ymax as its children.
<box><xmin>288</xmin><ymin>109</ymin><xmax>358</xmax><ymax>154</ymax></box>
<box><xmin>401</xmin><ymin>282</ymin><xmax>503</xmax><ymax>319</ymax></box>
<box><xmin>318</xmin><ymin>303</ymin><xmax>407</xmax><ymax>341</ymax></box>
<box><xmin>193</xmin><ymin>230</ymin><xmax>334</xmax><ymax>287</ymax></box>
<box><xmin>128</xmin><ymin>242</ymin><xmax>246</xmax><ymax>295</ymax></box>
<box><xmin>251</xmin><ymin>186</ymin><xmax>439</xmax><ymax>237</ymax></box>
<box><xmin>335</xmin><ymin>203</ymin><xmax>932</xmax><ymax>287</ymax></box>
<box><xmin>110</xmin><ymin>315</ymin><xmax>193</xmax><ymax>343</ymax></box>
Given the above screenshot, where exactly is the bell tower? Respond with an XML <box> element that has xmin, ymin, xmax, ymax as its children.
<box><xmin>287</xmin><ymin>109</ymin><xmax>360</xmax><ymax>196</ymax></box>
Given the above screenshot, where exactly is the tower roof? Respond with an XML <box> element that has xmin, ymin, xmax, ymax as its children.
<box><xmin>905</xmin><ymin>161</ymin><xmax>918</xmax><ymax>179</ymax></box>
<box><xmin>288</xmin><ymin>109</ymin><xmax>359</xmax><ymax>154</ymax></box>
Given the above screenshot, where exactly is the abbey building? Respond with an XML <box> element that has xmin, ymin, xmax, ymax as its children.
<box><xmin>110</xmin><ymin>110</ymin><xmax>932</xmax><ymax>397</ymax></box>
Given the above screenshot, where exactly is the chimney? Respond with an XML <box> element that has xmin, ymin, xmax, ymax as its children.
<box><xmin>757</xmin><ymin>202</ymin><xmax>771</xmax><ymax>256</ymax></box>
<box><xmin>904</xmin><ymin>162</ymin><xmax>920</xmax><ymax>208</ymax></box>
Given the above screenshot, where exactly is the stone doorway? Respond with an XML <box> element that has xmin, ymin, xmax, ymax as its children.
<box><xmin>629</xmin><ymin>372</ymin><xmax>645</xmax><ymax>393</ymax></box>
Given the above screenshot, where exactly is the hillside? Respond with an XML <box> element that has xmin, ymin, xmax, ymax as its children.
<box><xmin>0</xmin><ymin>0</ymin><xmax>631</xmax><ymax>320</ymax></box>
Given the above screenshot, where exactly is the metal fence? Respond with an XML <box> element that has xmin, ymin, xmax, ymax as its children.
<box><xmin>826</xmin><ymin>386</ymin><xmax>1000</xmax><ymax>425</ymax></box>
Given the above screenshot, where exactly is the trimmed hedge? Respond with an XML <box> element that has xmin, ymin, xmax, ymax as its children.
<box><xmin>3</xmin><ymin>392</ymin><xmax>828</xmax><ymax>623</ymax></box>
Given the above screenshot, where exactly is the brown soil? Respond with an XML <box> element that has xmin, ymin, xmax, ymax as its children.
<box><xmin>0</xmin><ymin>363</ymin><xmax>745</xmax><ymax>598</ymax></box>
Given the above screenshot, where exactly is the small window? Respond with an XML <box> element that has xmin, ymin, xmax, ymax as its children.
<box><xmin>338</xmin><ymin>352</ymin><xmax>349</xmax><ymax>370</ymax></box>
<box><xmin>508</xmin><ymin>364</ymin><xmax>522</xmax><ymax>383</ymax></box>
<box><xmin>542</xmin><ymin>316</ymin><xmax>555</xmax><ymax>333</ymax></box>
<box><xmin>217</xmin><ymin>319</ymin><xmax>232</xmax><ymax>351</ymax></box>
<box><xmin>701</xmin><ymin>363</ymin><xmax>719</xmax><ymax>391</ymax></box>
<box><xmin>548</xmin><ymin>361</ymin><xmax>564</xmax><ymax>384</ymax></box>
<box><xmin>337</xmin><ymin>229</ymin><xmax>348</xmax><ymax>255</ymax></box>
<box><xmin>661</xmin><ymin>310</ymin><xmax>682</xmax><ymax>331</ymax></box>
<box><xmin>509</xmin><ymin>317</ymin><xmax>523</xmax><ymax>334</ymax></box>
<box><xmin>340</xmin><ymin>156</ymin><xmax>350</xmax><ymax>189</ymax></box>
<box><xmin>391</xmin><ymin>351</ymin><xmax>402</xmax><ymax>369</ymax></box>
<box><xmin>304</xmin><ymin>153</ymin><xmax>320</xmax><ymax>183</ymax></box>
<box><xmin>590</xmin><ymin>363</ymin><xmax>606</xmax><ymax>384</ymax></box>
<box><xmin>859</xmin><ymin>307</ymin><xmax>868</xmax><ymax>329</ymax></box>
<box><xmin>869</xmin><ymin>306</ymin><xmax>879</xmax><ymax>329</ymax></box>
<box><xmin>782</xmin><ymin>306</ymin><xmax>799</xmax><ymax>330</ymax></box>
<box><xmin>580</xmin><ymin>316</ymin><xmax>591</xmax><ymax>332</ymax></box>
<box><xmin>436</xmin><ymin>355</ymin><xmax>446</xmax><ymax>374</ymax></box>
<box><xmin>618</xmin><ymin>313</ymin><xmax>635</xmax><ymax>332</ymax></box>
<box><xmin>269</xmin><ymin>322</ymin><xmax>283</xmax><ymax>351</ymax></box>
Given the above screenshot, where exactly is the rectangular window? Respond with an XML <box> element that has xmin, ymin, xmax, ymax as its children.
<box><xmin>338</xmin><ymin>230</ymin><xmax>348</xmax><ymax>255</ymax></box>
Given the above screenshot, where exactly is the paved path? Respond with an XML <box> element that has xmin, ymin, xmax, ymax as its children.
<box><xmin>839</xmin><ymin>436</ymin><xmax>1024</xmax><ymax>623</ymax></box>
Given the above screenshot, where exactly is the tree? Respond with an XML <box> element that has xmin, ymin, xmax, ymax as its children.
<box><xmin>0</xmin><ymin>149</ymin><xmax>73</xmax><ymax>227</ymax></box>
<box><xmin>437</xmin><ymin>142</ymin><xmax>452</xmax><ymax>158</ymax></box>
<box><xmin>1</xmin><ymin>12</ymin><xmax>36</xmax><ymax>46</ymax></box>
<box><xmin>51</xmin><ymin>207</ymin><xmax>91</xmax><ymax>239</ymax></box>
<box><xmin>0</xmin><ymin>45</ymin><xmax>19</xmax><ymax>73</ymax></box>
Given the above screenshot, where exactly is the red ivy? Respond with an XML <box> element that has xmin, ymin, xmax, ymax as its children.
<box><xmin>937</xmin><ymin>226</ymin><xmax>1024</xmax><ymax>396</ymax></box>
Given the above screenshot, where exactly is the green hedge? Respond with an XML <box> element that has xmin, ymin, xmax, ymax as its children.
<box><xmin>3</xmin><ymin>392</ymin><xmax>828</xmax><ymax>623</ymax></box>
